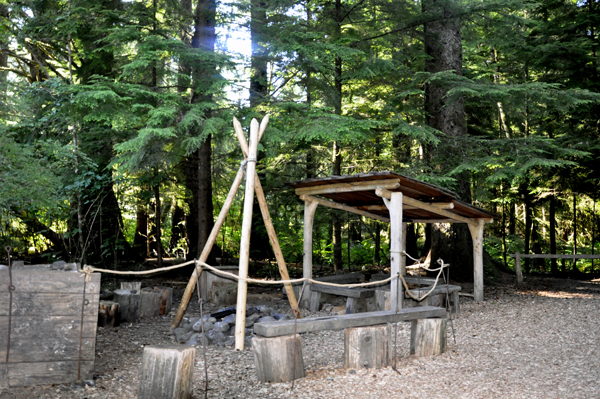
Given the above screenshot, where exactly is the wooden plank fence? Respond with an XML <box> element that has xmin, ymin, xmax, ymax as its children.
<box><xmin>509</xmin><ymin>252</ymin><xmax>600</xmax><ymax>285</ymax></box>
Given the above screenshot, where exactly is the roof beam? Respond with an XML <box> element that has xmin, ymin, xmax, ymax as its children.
<box><xmin>299</xmin><ymin>195</ymin><xmax>390</xmax><ymax>222</ymax></box>
<box><xmin>295</xmin><ymin>179</ymin><xmax>400</xmax><ymax>196</ymax></box>
<box><xmin>361</xmin><ymin>202</ymin><xmax>454</xmax><ymax>212</ymax></box>
<box><xmin>376</xmin><ymin>187</ymin><xmax>478</xmax><ymax>226</ymax></box>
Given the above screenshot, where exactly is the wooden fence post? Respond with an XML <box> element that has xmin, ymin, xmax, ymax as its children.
<box><xmin>515</xmin><ymin>251</ymin><xmax>523</xmax><ymax>286</ymax></box>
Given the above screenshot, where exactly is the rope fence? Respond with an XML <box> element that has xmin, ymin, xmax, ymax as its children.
<box><xmin>81</xmin><ymin>253</ymin><xmax>449</xmax><ymax>302</ymax></box>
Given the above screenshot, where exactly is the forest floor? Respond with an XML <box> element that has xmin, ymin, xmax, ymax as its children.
<box><xmin>2</xmin><ymin>272</ymin><xmax>600</xmax><ymax>399</ymax></box>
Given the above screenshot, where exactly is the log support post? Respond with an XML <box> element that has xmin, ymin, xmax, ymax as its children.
<box><xmin>410</xmin><ymin>318</ymin><xmax>447</xmax><ymax>357</ymax></box>
<box><xmin>137</xmin><ymin>345</ymin><xmax>195</xmax><ymax>399</ymax></box>
<box><xmin>344</xmin><ymin>324</ymin><xmax>391</xmax><ymax>369</ymax></box>
<box><xmin>381</xmin><ymin>191</ymin><xmax>403</xmax><ymax>311</ymax></box>
<box><xmin>252</xmin><ymin>335</ymin><xmax>304</xmax><ymax>382</ymax></box>
<box><xmin>303</xmin><ymin>200</ymin><xmax>319</xmax><ymax>308</ymax></box>
<box><xmin>468</xmin><ymin>219</ymin><xmax>485</xmax><ymax>302</ymax></box>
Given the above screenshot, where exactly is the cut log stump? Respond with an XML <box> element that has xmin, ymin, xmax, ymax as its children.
<box><xmin>138</xmin><ymin>345</ymin><xmax>195</xmax><ymax>399</ymax></box>
<box><xmin>113</xmin><ymin>289</ymin><xmax>139</xmax><ymax>323</ymax></box>
<box><xmin>344</xmin><ymin>324</ymin><xmax>391</xmax><ymax>369</ymax></box>
<box><xmin>410</xmin><ymin>318</ymin><xmax>447</xmax><ymax>356</ymax></box>
<box><xmin>139</xmin><ymin>288</ymin><xmax>164</xmax><ymax>318</ymax></box>
<box><xmin>98</xmin><ymin>301</ymin><xmax>119</xmax><ymax>328</ymax></box>
<box><xmin>120</xmin><ymin>281</ymin><xmax>142</xmax><ymax>291</ymax></box>
<box><xmin>252</xmin><ymin>335</ymin><xmax>304</xmax><ymax>382</ymax></box>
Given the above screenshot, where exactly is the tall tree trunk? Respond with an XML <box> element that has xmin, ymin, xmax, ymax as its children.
<box><xmin>572</xmin><ymin>192</ymin><xmax>578</xmax><ymax>273</ymax></box>
<box><xmin>549</xmin><ymin>194</ymin><xmax>558</xmax><ymax>274</ymax></box>
<box><xmin>332</xmin><ymin>0</ymin><xmax>343</xmax><ymax>271</ymax></box>
<box><xmin>423</xmin><ymin>0</ymin><xmax>472</xmax><ymax>281</ymax></box>
<box><xmin>523</xmin><ymin>185</ymin><xmax>532</xmax><ymax>274</ymax></box>
<box><xmin>169</xmin><ymin>205</ymin><xmax>185</xmax><ymax>255</ymax></box>
<box><xmin>250</xmin><ymin>0</ymin><xmax>268</xmax><ymax>106</ymax></box>
<box><xmin>154</xmin><ymin>183</ymin><xmax>163</xmax><ymax>268</ymax></box>
<box><xmin>133</xmin><ymin>202</ymin><xmax>149</xmax><ymax>259</ymax></box>
<box><xmin>185</xmin><ymin>0</ymin><xmax>216</xmax><ymax>261</ymax></box>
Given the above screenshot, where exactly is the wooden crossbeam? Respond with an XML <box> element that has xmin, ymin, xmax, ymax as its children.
<box><xmin>360</xmin><ymin>202</ymin><xmax>454</xmax><ymax>212</ymax></box>
<box><xmin>295</xmin><ymin>179</ymin><xmax>400</xmax><ymax>196</ymax></box>
<box><xmin>375</xmin><ymin>187</ymin><xmax>477</xmax><ymax>226</ymax></box>
<box><xmin>299</xmin><ymin>195</ymin><xmax>390</xmax><ymax>222</ymax></box>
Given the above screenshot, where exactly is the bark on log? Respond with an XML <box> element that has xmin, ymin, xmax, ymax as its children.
<box><xmin>154</xmin><ymin>286</ymin><xmax>173</xmax><ymax>315</ymax></box>
<box><xmin>344</xmin><ymin>324</ymin><xmax>391</xmax><ymax>369</ymax></box>
<box><xmin>113</xmin><ymin>289</ymin><xmax>139</xmax><ymax>323</ymax></box>
<box><xmin>410</xmin><ymin>318</ymin><xmax>447</xmax><ymax>356</ymax></box>
<box><xmin>98</xmin><ymin>301</ymin><xmax>119</xmax><ymax>328</ymax></box>
<box><xmin>252</xmin><ymin>335</ymin><xmax>304</xmax><ymax>382</ymax></box>
<box><xmin>137</xmin><ymin>345</ymin><xmax>195</xmax><ymax>399</ymax></box>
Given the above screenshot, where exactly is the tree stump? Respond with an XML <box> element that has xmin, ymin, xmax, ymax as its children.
<box><xmin>252</xmin><ymin>335</ymin><xmax>304</xmax><ymax>382</ymax></box>
<box><xmin>139</xmin><ymin>288</ymin><xmax>164</xmax><ymax>318</ymax></box>
<box><xmin>410</xmin><ymin>318</ymin><xmax>447</xmax><ymax>356</ymax></box>
<box><xmin>120</xmin><ymin>281</ymin><xmax>142</xmax><ymax>291</ymax></box>
<box><xmin>98</xmin><ymin>301</ymin><xmax>120</xmax><ymax>328</ymax></box>
<box><xmin>113</xmin><ymin>288</ymin><xmax>139</xmax><ymax>323</ymax></box>
<box><xmin>344</xmin><ymin>324</ymin><xmax>391</xmax><ymax>369</ymax></box>
<box><xmin>154</xmin><ymin>286</ymin><xmax>173</xmax><ymax>315</ymax></box>
<box><xmin>137</xmin><ymin>345</ymin><xmax>195</xmax><ymax>399</ymax></box>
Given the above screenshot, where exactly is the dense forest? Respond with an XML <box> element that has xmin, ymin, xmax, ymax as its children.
<box><xmin>1</xmin><ymin>0</ymin><xmax>599</xmax><ymax>281</ymax></box>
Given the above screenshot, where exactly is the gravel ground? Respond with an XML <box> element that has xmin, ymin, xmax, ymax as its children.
<box><xmin>2</xmin><ymin>275</ymin><xmax>600</xmax><ymax>399</ymax></box>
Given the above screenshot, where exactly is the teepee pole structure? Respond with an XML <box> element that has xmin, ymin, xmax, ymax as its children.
<box><xmin>234</xmin><ymin>119</ymin><xmax>260</xmax><ymax>350</ymax></box>
<box><xmin>171</xmin><ymin>116</ymin><xmax>299</xmax><ymax>332</ymax></box>
<box><xmin>233</xmin><ymin>117</ymin><xmax>300</xmax><ymax>317</ymax></box>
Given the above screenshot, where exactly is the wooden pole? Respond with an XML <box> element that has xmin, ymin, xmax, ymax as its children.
<box><xmin>303</xmin><ymin>199</ymin><xmax>319</xmax><ymax>308</ymax></box>
<box><xmin>233</xmin><ymin>117</ymin><xmax>300</xmax><ymax>316</ymax></box>
<box><xmin>468</xmin><ymin>219</ymin><xmax>485</xmax><ymax>302</ymax></box>
<box><xmin>170</xmin><ymin>165</ymin><xmax>245</xmax><ymax>330</ymax></box>
<box><xmin>234</xmin><ymin>118</ymin><xmax>260</xmax><ymax>351</ymax></box>
<box><xmin>381</xmin><ymin>191</ymin><xmax>403</xmax><ymax>311</ymax></box>
<box><xmin>515</xmin><ymin>251</ymin><xmax>523</xmax><ymax>285</ymax></box>
<box><xmin>401</xmin><ymin>222</ymin><xmax>407</xmax><ymax>276</ymax></box>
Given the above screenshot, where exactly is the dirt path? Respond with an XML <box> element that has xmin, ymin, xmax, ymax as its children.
<box><xmin>2</xmin><ymin>275</ymin><xmax>599</xmax><ymax>398</ymax></box>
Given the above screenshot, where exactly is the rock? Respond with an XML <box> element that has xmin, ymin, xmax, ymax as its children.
<box><xmin>246</xmin><ymin>306</ymin><xmax>260</xmax><ymax>316</ymax></box>
<box><xmin>212</xmin><ymin>332</ymin><xmax>228</xmax><ymax>345</ymax></box>
<box><xmin>222</xmin><ymin>314</ymin><xmax>236</xmax><ymax>325</ymax></box>
<box><xmin>257</xmin><ymin>305</ymin><xmax>273</xmax><ymax>315</ymax></box>
<box><xmin>193</xmin><ymin>321</ymin><xmax>214</xmax><ymax>332</ymax></box>
<box><xmin>247</xmin><ymin>313</ymin><xmax>261</xmax><ymax>323</ymax></box>
<box><xmin>245</xmin><ymin>328</ymin><xmax>252</xmax><ymax>337</ymax></box>
<box><xmin>63</xmin><ymin>262</ymin><xmax>77</xmax><ymax>271</ymax></box>
<box><xmin>245</xmin><ymin>318</ymin><xmax>255</xmax><ymax>328</ymax></box>
<box><xmin>213</xmin><ymin>321</ymin><xmax>230</xmax><ymax>333</ymax></box>
<box><xmin>12</xmin><ymin>260</ymin><xmax>25</xmax><ymax>267</ymax></box>
<box><xmin>226</xmin><ymin>336</ymin><xmax>235</xmax><ymax>347</ymax></box>
<box><xmin>186</xmin><ymin>333</ymin><xmax>210</xmax><ymax>346</ymax></box>
<box><xmin>271</xmin><ymin>313</ymin><xmax>291</xmax><ymax>321</ymax></box>
<box><xmin>228</xmin><ymin>326</ymin><xmax>236</xmax><ymax>336</ymax></box>
<box><xmin>245</xmin><ymin>336</ymin><xmax>253</xmax><ymax>348</ymax></box>
<box><xmin>173</xmin><ymin>327</ymin><xmax>187</xmax><ymax>341</ymax></box>
<box><xmin>257</xmin><ymin>316</ymin><xmax>275</xmax><ymax>323</ymax></box>
<box><xmin>177</xmin><ymin>330</ymin><xmax>196</xmax><ymax>343</ymax></box>
<box><xmin>51</xmin><ymin>260</ymin><xmax>66</xmax><ymax>270</ymax></box>
<box><xmin>202</xmin><ymin>315</ymin><xmax>217</xmax><ymax>324</ymax></box>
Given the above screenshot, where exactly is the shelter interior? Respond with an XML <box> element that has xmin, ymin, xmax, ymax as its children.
<box><xmin>287</xmin><ymin>171</ymin><xmax>498</xmax><ymax>307</ymax></box>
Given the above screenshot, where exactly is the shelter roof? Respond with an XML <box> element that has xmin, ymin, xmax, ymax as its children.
<box><xmin>288</xmin><ymin>171</ymin><xmax>498</xmax><ymax>223</ymax></box>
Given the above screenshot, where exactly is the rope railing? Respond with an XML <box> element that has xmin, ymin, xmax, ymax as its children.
<box><xmin>81</xmin><ymin>255</ymin><xmax>449</xmax><ymax>302</ymax></box>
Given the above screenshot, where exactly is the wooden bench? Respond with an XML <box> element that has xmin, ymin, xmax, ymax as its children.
<box><xmin>309</xmin><ymin>284</ymin><xmax>374</xmax><ymax>314</ymax></box>
<box><xmin>252</xmin><ymin>306</ymin><xmax>447</xmax><ymax>382</ymax></box>
<box><xmin>375</xmin><ymin>283</ymin><xmax>461</xmax><ymax>314</ymax></box>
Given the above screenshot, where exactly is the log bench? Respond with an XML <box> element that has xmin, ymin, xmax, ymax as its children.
<box><xmin>309</xmin><ymin>284</ymin><xmax>374</xmax><ymax>314</ymax></box>
<box><xmin>252</xmin><ymin>306</ymin><xmax>447</xmax><ymax>382</ymax></box>
<box><xmin>375</xmin><ymin>283</ymin><xmax>461</xmax><ymax>314</ymax></box>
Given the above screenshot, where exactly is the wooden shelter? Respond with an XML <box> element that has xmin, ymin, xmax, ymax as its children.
<box><xmin>288</xmin><ymin>171</ymin><xmax>498</xmax><ymax>308</ymax></box>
